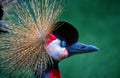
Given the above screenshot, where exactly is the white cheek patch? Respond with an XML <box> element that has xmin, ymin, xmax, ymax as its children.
<box><xmin>47</xmin><ymin>39</ymin><xmax>68</xmax><ymax>61</ymax></box>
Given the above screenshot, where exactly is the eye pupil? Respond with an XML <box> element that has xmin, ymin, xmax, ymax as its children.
<box><xmin>61</xmin><ymin>41</ymin><xmax>66</xmax><ymax>47</ymax></box>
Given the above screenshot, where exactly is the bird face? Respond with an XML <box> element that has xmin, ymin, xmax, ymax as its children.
<box><xmin>46</xmin><ymin>22</ymin><xmax>99</xmax><ymax>61</ymax></box>
<box><xmin>46</xmin><ymin>34</ymin><xmax>99</xmax><ymax>61</ymax></box>
<box><xmin>46</xmin><ymin>34</ymin><xmax>68</xmax><ymax>61</ymax></box>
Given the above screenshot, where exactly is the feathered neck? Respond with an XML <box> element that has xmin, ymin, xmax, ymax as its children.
<box><xmin>41</xmin><ymin>68</ymin><xmax>62</xmax><ymax>78</ymax></box>
<box><xmin>41</xmin><ymin>60</ymin><xmax>62</xmax><ymax>78</ymax></box>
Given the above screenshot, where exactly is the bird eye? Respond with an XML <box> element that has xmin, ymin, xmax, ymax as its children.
<box><xmin>61</xmin><ymin>41</ymin><xmax>67</xmax><ymax>47</ymax></box>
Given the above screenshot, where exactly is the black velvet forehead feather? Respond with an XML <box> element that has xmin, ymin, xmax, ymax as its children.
<box><xmin>53</xmin><ymin>21</ymin><xmax>79</xmax><ymax>46</ymax></box>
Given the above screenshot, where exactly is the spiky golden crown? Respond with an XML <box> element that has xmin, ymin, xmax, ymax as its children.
<box><xmin>0</xmin><ymin>0</ymin><xmax>63</xmax><ymax>78</ymax></box>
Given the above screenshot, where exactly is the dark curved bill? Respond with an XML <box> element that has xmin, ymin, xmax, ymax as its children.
<box><xmin>66</xmin><ymin>42</ymin><xmax>99</xmax><ymax>56</ymax></box>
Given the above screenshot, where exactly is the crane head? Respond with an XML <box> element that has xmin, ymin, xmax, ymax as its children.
<box><xmin>46</xmin><ymin>21</ymin><xmax>99</xmax><ymax>61</ymax></box>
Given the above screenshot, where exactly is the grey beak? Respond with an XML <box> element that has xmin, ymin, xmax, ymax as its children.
<box><xmin>0</xmin><ymin>21</ymin><xmax>12</xmax><ymax>31</ymax></box>
<box><xmin>66</xmin><ymin>42</ymin><xmax>99</xmax><ymax>56</ymax></box>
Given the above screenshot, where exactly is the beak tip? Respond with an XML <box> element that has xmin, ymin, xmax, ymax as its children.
<box><xmin>90</xmin><ymin>45</ymin><xmax>100</xmax><ymax>52</ymax></box>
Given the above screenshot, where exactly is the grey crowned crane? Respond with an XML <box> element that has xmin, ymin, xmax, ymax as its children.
<box><xmin>40</xmin><ymin>21</ymin><xmax>99</xmax><ymax>78</ymax></box>
<box><xmin>0</xmin><ymin>0</ymin><xmax>99</xmax><ymax>78</ymax></box>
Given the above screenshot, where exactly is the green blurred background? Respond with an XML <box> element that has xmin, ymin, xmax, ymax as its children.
<box><xmin>0</xmin><ymin>0</ymin><xmax>120</xmax><ymax>78</ymax></box>
<box><xmin>59</xmin><ymin>0</ymin><xmax>120</xmax><ymax>78</ymax></box>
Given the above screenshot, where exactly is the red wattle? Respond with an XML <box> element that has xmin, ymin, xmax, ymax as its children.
<box><xmin>50</xmin><ymin>69</ymin><xmax>62</xmax><ymax>78</ymax></box>
<box><xmin>47</xmin><ymin>34</ymin><xmax>57</xmax><ymax>45</ymax></box>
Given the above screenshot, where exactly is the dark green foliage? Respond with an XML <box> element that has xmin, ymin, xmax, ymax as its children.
<box><xmin>59</xmin><ymin>0</ymin><xmax>120</xmax><ymax>78</ymax></box>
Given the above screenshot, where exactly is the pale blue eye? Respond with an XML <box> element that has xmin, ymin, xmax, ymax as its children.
<box><xmin>61</xmin><ymin>41</ymin><xmax>67</xmax><ymax>47</ymax></box>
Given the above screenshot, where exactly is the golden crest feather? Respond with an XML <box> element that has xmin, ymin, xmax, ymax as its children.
<box><xmin>0</xmin><ymin>0</ymin><xmax>63</xmax><ymax>78</ymax></box>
